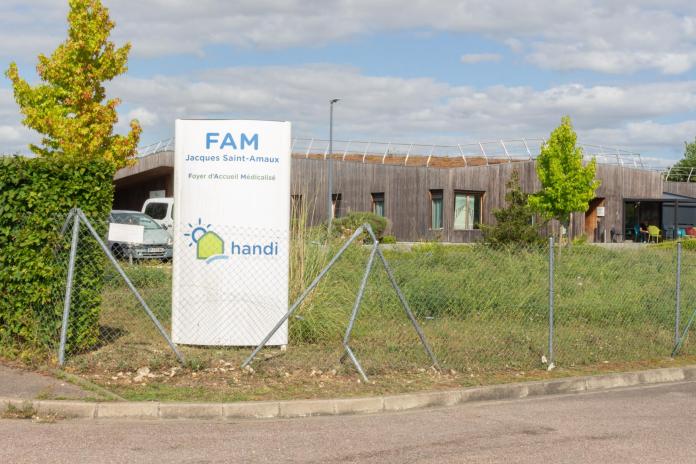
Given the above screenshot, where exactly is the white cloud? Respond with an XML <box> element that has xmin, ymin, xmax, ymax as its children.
<box><xmin>127</xmin><ymin>107</ymin><xmax>159</xmax><ymax>127</ymax></box>
<box><xmin>0</xmin><ymin>125</ymin><xmax>23</xmax><ymax>142</ymax></box>
<box><xmin>460</xmin><ymin>53</ymin><xmax>501</xmax><ymax>64</ymax></box>
<box><xmin>2</xmin><ymin>1</ymin><xmax>696</xmax><ymax>74</ymax></box>
<box><xmin>504</xmin><ymin>38</ymin><xmax>524</xmax><ymax>54</ymax></box>
<box><xmin>3</xmin><ymin>64</ymin><xmax>694</xmax><ymax>161</ymax></box>
<box><xmin>99</xmin><ymin>65</ymin><xmax>696</xmax><ymax>161</ymax></box>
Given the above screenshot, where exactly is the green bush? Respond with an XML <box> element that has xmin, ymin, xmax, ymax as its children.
<box><xmin>651</xmin><ymin>238</ymin><xmax>696</xmax><ymax>251</ymax></box>
<box><xmin>572</xmin><ymin>234</ymin><xmax>588</xmax><ymax>245</ymax></box>
<box><xmin>0</xmin><ymin>156</ymin><xmax>115</xmax><ymax>357</ymax></box>
<box><xmin>380</xmin><ymin>235</ymin><xmax>397</xmax><ymax>244</ymax></box>
<box><xmin>480</xmin><ymin>170</ymin><xmax>546</xmax><ymax>247</ymax></box>
<box><xmin>332</xmin><ymin>212</ymin><xmax>389</xmax><ymax>241</ymax></box>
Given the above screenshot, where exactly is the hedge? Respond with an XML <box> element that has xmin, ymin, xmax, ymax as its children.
<box><xmin>0</xmin><ymin>156</ymin><xmax>115</xmax><ymax>358</ymax></box>
<box><xmin>332</xmin><ymin>212</ymin><xmax>389</xmax><ymax>241</ymax></box>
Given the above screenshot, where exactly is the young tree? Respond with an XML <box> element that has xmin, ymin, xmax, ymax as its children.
<box><xmin>481</xmin><ymin>169</ymin><xmax>545</xmax><ymax>246</ymax></box>
<box><xmin>5</xmin><ymin>0</ymin><xmax>141</xmax><ymax>169</ymax></box>
<box><xmin>528</xmin><ymin>116</ymin><xmax>600</xmax><ymax>239</ymax></box>
<box><xmin>666</xmin><ymin>138</ymin><xmax>696</xmax><ymax>182</ymax></box>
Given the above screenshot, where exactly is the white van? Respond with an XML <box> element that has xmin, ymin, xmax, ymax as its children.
<box><xmin>142</xmin><ymin>197</ymin><xmax>174</xmax><ymax>236</ymax></box>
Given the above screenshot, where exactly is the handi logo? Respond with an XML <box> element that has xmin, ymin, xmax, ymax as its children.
<box><xmin>184</xmin><ymin>218</ymin><xmax>228</xmax><ymax>263</ymax></box>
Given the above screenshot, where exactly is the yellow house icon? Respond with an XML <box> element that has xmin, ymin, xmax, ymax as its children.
<box><xmin>197</xmin><ymin>231</ymin><xmax>224</xmax><ymax>259</ymax></box>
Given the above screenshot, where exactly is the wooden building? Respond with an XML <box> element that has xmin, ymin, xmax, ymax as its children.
<box><xmin>114</xmin><ymin>147</ymin><xmax>687</xmax><ymax>243</ymax></box>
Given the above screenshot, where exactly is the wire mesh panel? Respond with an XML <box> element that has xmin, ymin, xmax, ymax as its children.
<box><xmin>381</xmin><ymin>243</ymin><xmax>550</xmax><ymax>374</ymax></box>
<box><xmin>0</xmin><ymin>212</ymin><xmax>72</xmax><ymax>362</ymax></box>
<box><xmin>172</xmin><ymin>224</ymin><xmax>290</xmax><ymax>347</ymax></box>
<box><xmin>553</xmin><ymin>243</ymin><xmax>677</xmax><ymax>365</ymax></box>
<box><xmin>53</xmin><ymin>213</ymin><xmax>180</xmax><ymax>374</ymax></box>
<box><xmin>676</xmin><ymin>244</ymin><xmax>696</xmax><ymax>355</ymax></box>
<box><xmin>259</xmin><ymin>238</ymin><xmax>376</xmax><ymax>375</ymax></box>
<box><xmin>6</xmin><ymin>207</ymin><xmax>696</xmax><ymax>400</ymax></box>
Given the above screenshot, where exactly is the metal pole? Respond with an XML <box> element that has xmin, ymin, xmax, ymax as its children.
<box><xmin>342</xmin><ymin>140</ymin><xmax>351</xmax><ymax>161</ymax></box>
<box><xmin>364</xmin><ymin>224</ymin><xmax>440</xmax><ymax>369</ymax></box>
<box><xmin>500</xmin><ymin>139</ymin><xmax>511</xmax><ymax>163</ymax></box>
<box><xmin>548</xmin><ymin>236</ymin><xmax>555</xmax><ymax>368</ymax></box>
<box><xmin>305</xmin><ymin>138</ymin><xmax>313</xmax><ymax>158</ymax></box>
<box><xmin>58</xmin><ymin>212</ymin><xmax>81</xmax><ymax>366</ymax></box>
<box><xmin>522</xmin><ymin>138</ymin><xmax>532</xmax><ymax>160</ymax></box>
<box><xmin>59</xmin><ymin>209</ymin><xmax>77</xmax><ymax>237</ymax></box>
<box><xmin>242</xmin><ymin>225</ymin><xmax>365</xmax><ymax>368</ymax></box>
<box><xmin>328</xmin><ymin>99</ymin><xmax>339</xmax><ymax>226</ymax></box>
<box><xmin>404</xmin><ymin>143</ymin><xmax>413</xmax><ymax>166</ymax></box>
<box><xmin>479</xmin><ymin>142</ymin><xmax>488</xmax><ymax>165</ymax></box>
<box><xmin>54</xmin><ymin>208</ymin><xmax>77</xmax><ymax>257</ymax></box>
<box><xmin>342</xmin><ymin>243</ymin><xmax>378</xmax><ymax>382</ymax></box>
<box><xmin>458</xmin><ymin>144</ymin><xmax>467</xmax><ymax>167</ymax></box>
<box><xmin>382</xmin><ymin>142</ymin><xmax>391</xmax><ymax>164</ymax></box>
<box><xmin>343</xmin><ymin>243</ymin><xmax>377</xmax><ymax>346</ymax></box>
<box><xmin>328</xmin><ymin>103</ymin><xmax>333</xmax><ymax>223</ymax></box>
<box><xmin>676</xmin><ymin>241</ymin><xmax>682</xmax><ymax>346</ymax></box>
<box><xmin>76</xmin><ymin>210</ymin><xmax>185</xmax><ymax>364</ymax></box>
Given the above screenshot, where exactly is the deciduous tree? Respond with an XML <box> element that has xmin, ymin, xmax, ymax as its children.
<box><xmin>528</xmin><ymin>116</ymin><xmax>600</xmax><ymax>239</ymax></box>
<box><xmin>666</xmin><ymin>138</ymin><xmax>696</xmax><ymax>182</ymax></box>
<box><xmin>5</xmin><ymin>0</ymin><xmax>141</xmax><ymax>169</ymax></box>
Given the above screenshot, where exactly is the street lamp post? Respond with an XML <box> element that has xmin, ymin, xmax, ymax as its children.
<box><xmin>328</xmin><ymin>98</ymin><xmax>340</xmax><ymax>226</ymax></box>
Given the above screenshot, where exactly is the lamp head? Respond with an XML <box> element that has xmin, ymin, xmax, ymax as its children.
<box><xmin>330</xmin><ymin>98</ymin><xmax>340</xmax><ymax>104</ymax></box>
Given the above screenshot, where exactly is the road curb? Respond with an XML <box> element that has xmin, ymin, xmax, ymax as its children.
<box><xmin>3</xmin><ymin>365</ymin><xmax>695</xmax><ymax>421</ymax></box>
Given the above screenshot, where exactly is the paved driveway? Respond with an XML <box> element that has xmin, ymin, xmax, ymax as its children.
<box><xmin>0</xmin><ymin>365</ymin><xmax>89</xmax><ymax>400</ymax></box>
<box><xmin>2</xmin><ymin>381</ymin><xmax>696</xmax><ymax>463</ymax></box>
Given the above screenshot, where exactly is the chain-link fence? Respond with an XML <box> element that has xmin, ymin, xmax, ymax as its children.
<box><xmin>3</xmin><ymin>208</ymin><xmax>696</xmax><ymax>397</ymax></box>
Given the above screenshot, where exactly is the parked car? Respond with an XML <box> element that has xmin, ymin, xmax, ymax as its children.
<box><xmin>142</xmin><ymin>197</ymin><xmax>174</xmax><ymax>236</ymax></box>
<box><xmin>108</xmin><ymin>210</ymin><xmax>173</xmax><ymax>261</ymax></box>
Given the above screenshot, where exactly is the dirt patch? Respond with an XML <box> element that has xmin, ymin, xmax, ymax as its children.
<box><xmin>65</xmin><ymin>356</ymin><xmax>696</xmax><ymax>403</ymax></box>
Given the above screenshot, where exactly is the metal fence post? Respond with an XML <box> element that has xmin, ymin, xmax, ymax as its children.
<box><xmin>242</xmin><ymin>226</ymin><xmax>367</xmax><ymax>368</ymax></box>
<box><xmin>58</xmin><ymin>211</ymin><xmax>80</xmax><ymax>366</ymax></box>
<box><xmin>76</xmin><ymin>209</ymin><xmax>185</xmax><ymax>364</ymax></box>
<box><xmin>548</xmin><ymin>236</ymin><xmax>555</xmax><ymax>368</ymax></box>
<box><xmin>364</xmin><ymin>224</ymin><xmax>440</xmax><ymax>370</ymax></box>
<box><xmin>341</xmin><ymin>243</ymin><xmax>378</xmax><ymax>382</ymax></box>
<box><xmin>676</xmin><ymin>241</ymin><xmax>682</xmax><ymax>346</ymax></box>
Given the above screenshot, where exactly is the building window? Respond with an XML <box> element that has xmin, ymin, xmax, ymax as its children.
<box><xmin>454</xmin><ymin>191</ymin><xmax>483</xmax><ymax>230</ymax></box>
<box><xmin>430</xmin><ymin>190</ymin><xmax>443</xmax><ymax>229</ymax></box>
<box><xmin>332</xmin><ymin>193</ymin><xmax>342</xmax><ymax>218</ymax></box>
<box><xmin>372</xmin><ymin>192</ymin><xmax>385</xmax><ymax>217</ymax></box>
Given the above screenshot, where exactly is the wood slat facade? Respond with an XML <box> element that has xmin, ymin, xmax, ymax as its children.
<box><xmin>114</xmin><ymin>151</ymin><xmax>666</xmax><ymax>243</ymax></box>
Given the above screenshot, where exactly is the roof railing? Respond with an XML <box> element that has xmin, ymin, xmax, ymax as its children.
<box><xmin>135</xmin><ymin>136</ymin><xmax>648</xmax><ymax>169</ymax></box>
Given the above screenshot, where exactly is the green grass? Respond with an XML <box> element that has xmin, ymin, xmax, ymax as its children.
<box><xmin>21</xmin><ymin>240</ymin><xmax>696</xmax><ymax>401</ymax></box>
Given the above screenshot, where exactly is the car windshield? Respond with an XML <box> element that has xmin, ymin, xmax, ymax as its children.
<box><xmin>111</xmin><ymin>212</ymin><xmax>162</xmax><ymax>230</ymax></box>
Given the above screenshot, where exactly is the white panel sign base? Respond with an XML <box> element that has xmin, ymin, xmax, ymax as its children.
<box><xmin>172</xmin><ymin>120</ymin><xmax>291</xmax><ymax>346</ymax></box>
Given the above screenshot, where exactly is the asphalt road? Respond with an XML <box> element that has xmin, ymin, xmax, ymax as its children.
<box><xmin>2</xmin><ymin>381</ymin><xmax>696</xmax><ymax>463</ymax></box>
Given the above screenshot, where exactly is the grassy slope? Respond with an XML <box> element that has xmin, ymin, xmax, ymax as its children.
<box><xmin>57</xmin><ymin>241</ymin><xmax>696</xmax><ymax>401</ymax></box>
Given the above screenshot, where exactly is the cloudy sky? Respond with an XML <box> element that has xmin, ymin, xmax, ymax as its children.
<box><xmin>2</xmin><ymin>1</ymin><xmax>696</xmax><ymax>165</ymax></box>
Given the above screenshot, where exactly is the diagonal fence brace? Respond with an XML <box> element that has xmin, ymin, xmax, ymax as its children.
<box><xmin>364</xmin><ymin>224</ymin><xmax>440</xmax><ymax>370</ymax></box>
<box><xmin>243</xmin><ymin>223</ymin><xmax>440</xmax><ymax>378</ymax></box>
<box><xmin>59</xmin><ymin>208</ymin><xmax>77</xmax><ymax>237</ymax></box>
<box><xmin>76</xmin><ymin>209</ymin><xmax>185</xmax><ymax>365</ymax></box>
<box><xmin>672</xmin><ymin>304</ymin><xmax>696</xmax><ymax>357</ymax></box>
<box><xmin>341</xmin><ymin>242</ymin><xmax>378</xmax><ymax>382</ymax></box>
<box><xmin>58</xmin><ymin>210</ymin><xmax>81</xmax><ymax>366</ymax></box>
<box><xmin>242</xmin><ymin>225</ymin><xmax>367</xmax><ymax>368</ymax></box>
